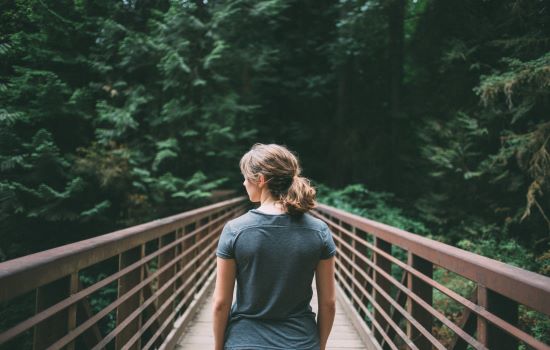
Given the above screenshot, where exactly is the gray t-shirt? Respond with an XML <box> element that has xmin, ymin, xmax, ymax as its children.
<box><xmin>215</xmin><ymin>208</ymin><xmax>337</xmax><ymax>350</ymax></box>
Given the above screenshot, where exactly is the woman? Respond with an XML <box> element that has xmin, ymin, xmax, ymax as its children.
<box><xmin>212</xmin><ymin>143</ymin><xmax>337</xmax><ymax>350</ymax></box>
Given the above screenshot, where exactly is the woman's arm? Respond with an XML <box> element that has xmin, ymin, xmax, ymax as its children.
<box><xmin>212</xmin><ymin>257</ymin><xmax>236</xmax><ymax>350</ymax></box>
<box><xmin>315</xmin><ymin>256</ymin><xmax>336</xmax><ymax>350</ymax></box>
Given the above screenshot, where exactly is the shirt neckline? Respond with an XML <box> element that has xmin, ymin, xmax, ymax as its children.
<box><xmin>249</xmin><ymin>208</ymin><xmax>290</xmax><ymax>216</ymax></box>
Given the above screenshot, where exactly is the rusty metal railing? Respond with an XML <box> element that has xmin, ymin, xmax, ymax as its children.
<box><xmin>2</xmin><ymin>197</ymin><xmax>548</xmax><ymax>350</ymax></box>
<box><xmin>0</xmin><ymin>196</ymin><xmax>248</xmax><ymax>350</ymax></box>
<box><xmin>311</xmin><ymin>204</ymin><xmax>550</xmax><ymax>350</ymax></box>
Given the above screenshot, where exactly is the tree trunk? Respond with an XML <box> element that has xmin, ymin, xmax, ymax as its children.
<box><xmin>387</xmin><ymin>0</ymin><xmax>406</xmax><ymax>189</ymax></box>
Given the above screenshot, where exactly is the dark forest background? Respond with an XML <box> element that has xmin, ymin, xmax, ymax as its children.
<box><xmin>2</xmin><ymin>0</ymin><xmax>548</xmax><ymax>273</ymax></box>
<box><xmin>1</xmin><ymin>0</ymin><xmax>549</xmax><ymax>346</ymax></box>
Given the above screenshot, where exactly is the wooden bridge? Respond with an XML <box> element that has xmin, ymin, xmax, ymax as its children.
<box><xmin>0</xmin><ymin>196</ymin><xmax>549</xmax><ymax>350</ymax></box>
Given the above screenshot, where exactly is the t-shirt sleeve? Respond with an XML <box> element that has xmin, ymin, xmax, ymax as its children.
<box><xmin>216</xmin><ymin>221</ymin><xmax>235</xmax><ymax>259</ymax></box>
<box><xmin>320</xmin><ymin>224</ymin><xmax>337</xmax><ymax>259</ymax></box>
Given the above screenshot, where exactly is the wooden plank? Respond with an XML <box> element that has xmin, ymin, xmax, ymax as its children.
<box><xmin>334</xmin><ymin>279</ymin><xmax>382</xmax><ymax>350</ymax></box>
<box><xmin>159</xmin><ymin>267</ymin><xmax>217</xmax><ymax>350</ymax></box>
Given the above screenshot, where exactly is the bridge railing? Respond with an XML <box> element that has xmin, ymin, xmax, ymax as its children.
<box><xmin>0</xmin><ymin>196</ymin><xmax>248</xmax><ymax>350</ymax></box>
<box><xmin>3</xmin><ymin>197</ymin><xmax>549</xmax><ymax>350</ymax></box>
<box><xmin>311</xmin><ymin>204</ymin><xmax>550</xmax><ymax>350</ymax></box>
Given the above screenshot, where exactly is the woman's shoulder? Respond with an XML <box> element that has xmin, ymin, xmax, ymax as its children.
<box><xmin>300</xmin><ymin>211</ymin><xmax>330</xmax><ymax>231</ymax></box>
<box><xmin>226</xmin><ymin>209</ymin><xmax>328</xmax><ymax>233</ymax></box>
<box><xmin>225</xmin><ymin>211</ymin><xmax>256</xmax><ymax>229</ymax></box>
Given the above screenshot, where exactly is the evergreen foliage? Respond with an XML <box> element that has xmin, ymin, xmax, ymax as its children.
<box><xmin>0</xmin><ymin>0</ymin><xmax>547</xmax><ymax>279</ymax></box>
<box><xmin>1</xmin><ymin>0</ymin><xmax>549</xmax><ymax>346</ymax></box>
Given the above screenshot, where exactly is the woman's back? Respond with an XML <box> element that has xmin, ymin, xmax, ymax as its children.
<box><xmin>216</xmin><ymin>208</ymin><xmax>337</xmax><ymax>349</ymax></box>
<box><xmin>212</xmin><ymin>142</ymin><xmax>336</xmax><ymax>350</ymax></box>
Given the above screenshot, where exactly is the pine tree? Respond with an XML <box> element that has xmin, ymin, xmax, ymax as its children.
<box><xmin>0</xmin><ymin>0</ymin><xmax>111</xmax><ymax>259</ymax></box>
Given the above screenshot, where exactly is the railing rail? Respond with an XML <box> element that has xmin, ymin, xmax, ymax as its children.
<box><xmin>0</xmin><ymin>196</ymin><xmax>248</xmax><ymax>350</ymax></box>
<box><xmin>311</xmin><ymin>203</ymin><xmax>550</xmax><ymax>350</ymax></box>
<box><xmin>2</xmin><ymin>197</ymin><xmax>549</xmax><ymax>350</ymax></box>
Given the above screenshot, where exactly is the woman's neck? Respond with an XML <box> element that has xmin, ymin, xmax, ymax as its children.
<box><xmin>258</xmin><ymin>198</ymin><xmax>285</xmax><ymax>214</ymax></box>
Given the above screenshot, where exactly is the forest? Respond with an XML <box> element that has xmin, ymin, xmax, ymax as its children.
<box><xmin>0</xmin><ymin>0</ymin><xmax>549</xmax><ymax>347</ymax></box>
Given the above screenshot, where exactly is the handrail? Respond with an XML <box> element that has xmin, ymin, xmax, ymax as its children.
<box><xmin>314</xmin><ymin>203</ymin><xmax>550</xmax><ymax>314</ymax></box>
<box><xmin>1</xmin><ymin>197</ymin><xmax>548</xmax><ymax>350</ymax></box>
<box><xmin>312</xmin><ymin>203</ymin><xmax>550</xmax><ymax>350</ymax></box>
<box><xmin>0</xmin><ymin>196</ymin><xmax>245</xmax><ymax>302</ymax></box>
<box><xmin>0</xmin><ymin>196</ymin><xmax>248</xmax><ymax>350</ymax></box>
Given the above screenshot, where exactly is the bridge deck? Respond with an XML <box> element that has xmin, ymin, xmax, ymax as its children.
<box><xmin>176</xmin><ymin>277</ymin><xmax>371</xmax><ymax>350</ymax></box>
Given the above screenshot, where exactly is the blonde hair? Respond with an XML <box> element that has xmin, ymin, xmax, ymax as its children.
<box><xmin>239</xmin><ymin>143</ymin><xmax>317</xmax><ymax>215</ymax></box>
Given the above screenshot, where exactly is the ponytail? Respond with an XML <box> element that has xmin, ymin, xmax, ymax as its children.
<box><xmin>240</xmin><ymin>143</ymin><xmax>318</xmax><ymax>215</ymax></box>
<box><xmin>280</xmin><ymin>176</ymin><xmax>317</xmax><ymax>215</ymax></box>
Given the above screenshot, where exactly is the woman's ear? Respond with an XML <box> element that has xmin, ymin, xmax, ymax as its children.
<box><xmin>257</xmin><ymin>174</ymin><xmax>265</xmax><ymax>188</ymax></box>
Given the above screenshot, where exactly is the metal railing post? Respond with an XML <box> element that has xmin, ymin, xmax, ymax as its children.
<box><xmin>158</xmin><ymin>232</ymin><xmax>177</xmax><ymax>341</ymax></box>
<box><xmin>33</xmin><ymin>276</ymin><xmax>70</xmax><ymax>349</ymax></box>
<box><xmin>372</xmin><ymin>237</ymin><xmax>392</xmax><ymax>346</ymax></box>
<box><xmin>406</xmin><ymin>252</ymin><xmax>433</xmax><ymax>350</ymax></box>
<box><xmin>67</xmin><ymin>273</ymin><xmax>79</xmax><ymax>350</ymax></box>
<box><xmin>477</xmin><ymin>285</ymin><xmax>518</xmax><ymax>349</ymax></box>
<box><xmin>116</xmin><ymin>245</ymin><xmax>144</xmax><ymax>350</ymax></box>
